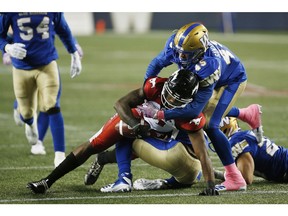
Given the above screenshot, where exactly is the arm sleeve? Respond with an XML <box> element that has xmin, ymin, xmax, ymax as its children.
<box><xmin>53</xmin><ymin>13</ymin><xmax>77</xmax><ymax>54</ymax></box>
<box><xmin>164</xmin><ymin>85</ymin><xmax>215</xmax><ymax>120</ymax></box>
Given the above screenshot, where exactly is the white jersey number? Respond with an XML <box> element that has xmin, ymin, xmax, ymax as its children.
<box><xmin>17</xmin><ymin>17</ymin><xmax>50</xmax><ymax>41</ymax></box>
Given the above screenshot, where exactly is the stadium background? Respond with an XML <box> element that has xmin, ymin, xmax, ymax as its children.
<box><xmin>65</xmin><ymin>12</ymin><xmax>288</xmax><ymax>35</ymax></box>
<box><xmin>0</xmin><ymin>12</ymin><xmax>288</xmax><ymax>210</ymax></box>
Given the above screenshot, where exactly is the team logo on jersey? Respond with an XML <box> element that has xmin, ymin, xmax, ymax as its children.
<box><xmin>189</xmin><ymin>116</ymin><xmax>203</xmax><ymax>126</ymax></box>
<box><xmin>149</xmin><ymin>78</ymin><xmax>157</xmax><ymax>88</ymax></box>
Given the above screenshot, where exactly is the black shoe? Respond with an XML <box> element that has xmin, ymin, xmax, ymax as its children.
<box><xmin>84</xmin><ymin>155</ymin><xmax>104</xmax><ymax>185</ymax></box>
<box><xmin>27</xmin><ymin>179</ymin><xmax>49</xmax><ymax>194</ymax></box>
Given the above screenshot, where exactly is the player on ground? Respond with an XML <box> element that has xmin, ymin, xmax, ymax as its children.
<box><xmin>213</xmin><ymin>117</ymin><xmax>288</xmax><ymax>187</ymax></box>
<box><xmin>26</xmin><ymin>69</ymin><xmax>218</xmax><ymax>196</ymax></box>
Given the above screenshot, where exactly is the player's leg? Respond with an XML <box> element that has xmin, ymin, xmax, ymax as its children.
<box><xmin>12</xmin><ymin>67</ymin><xmax>41</xmax><ymax>153</ymax></box>
<box><xmin>38</xmin><ymin>61</ymin><xmax>65</xmax><ymax>166</ymax></box>
<box><xmin>204</xmin><ymin>82</ymin><xmax>247</xmax><ymax>191</ymax></box>
<box><xmin>27</xmin><ymin>113</ymin><xmax>127</xmax><ymax>194</ymax></box>
<box><xmin>227</xmin><ymin>104</ymin><xmax>263</xmax><ymax>143</ymax></box>
<box><xmin>100</xmin><ymin>139</ymin><xmax>134</xmax><ymax>193</ymax></box>
<box><xmin>26</xmin><ymin>140</ymin><xmax>96</xmax><ymax>194</ymax></box>
<box><xmin>37</xmin><ymin>89</ymin><xmax>50</xmax><ymax>149</ymax></box>
<box><xmin>132</xmin><ymin>138</ymin><xmax>202</xmax><ymax>190</ymax></box>
<box><xmin>84</xmin><ymin>149</ymin><xmax>116</xmax><ymax>185</ymax></box>
<box><xmin>13</xmin><ymin>99</ymin><xmax>24</xmax><ymax>126</ymax></box>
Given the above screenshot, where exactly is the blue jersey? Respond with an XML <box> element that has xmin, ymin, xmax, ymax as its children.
<box><xmin>145</xmin><ymin>34</ymin><xmax>247</xmax><ymax>120</ymax></box>
<box><xmin>0</xmin><ymin>12</ymin><xmax>77</xmax><ymax>69</ymax></box>
<box><xmin>229</xmin><ymin>130</ymin><xmax>288</xmax><ymax>182</ymax></box>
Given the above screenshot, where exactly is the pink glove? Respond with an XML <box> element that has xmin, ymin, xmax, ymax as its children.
<box><xmin>2</xmin><ymin>52</ymin><xmax>12</xmax><ymax>65</ymax></box>
<box><xmin>137</xmin><ymin>102</ymin><xmax>165</xmax><ymax>119</ymax></box>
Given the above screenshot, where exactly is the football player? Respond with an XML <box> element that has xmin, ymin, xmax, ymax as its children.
<box><xmin>26</xmin><ymin>69</ymin><xmax>219</xmax><ymax>196</ymax></box>
<box><xmin>0</xmin><ymin>13</ymin><xmax>82</xmax><ymax>167</ymax></box>
<box><xmin>140</xmin><ymin>22</ymin><xmax>263</xmax><ymax>191</ymax></box>
<box><xmin>4</xmin><ymin>39</ymin><xmax>83</xmax><ymax>167</ymax></box>
<box><xmin>213</xmin><ymin>117</ymin><xmax>288</xmax><ymax>186</ymax></box>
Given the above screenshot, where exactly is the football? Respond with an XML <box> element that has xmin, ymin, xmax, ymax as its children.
<box><xmin>115</xmin><ymin>119</ymin><xmax>149</xmax><ymax>138</ymax></box>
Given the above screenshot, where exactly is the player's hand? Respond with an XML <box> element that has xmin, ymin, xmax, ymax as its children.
<box><xmin>5</xmin><ymin>43</ymin><xmax>27</xmax><ymax>60</ymax></box>
<box><xmin>2</xmin><ymin>52</ymin><xmax>12</xmax><ymax>65</ymax></box>
<box><xmin>131</xmin><ymin>123</ymin><xmax>151</xmax><ymax>138</ymax></box>
<box><xmin>137</xmin><ymin>102</ymin><xmax>159</xmax><ymax>119</ymax></box>
<box><xmin>70</xmin><ymin>51</ymin><xmax>82</xmax><ymax>78</ymax></box>
<box><xmin>199</xmin><ymin>187</ymin><xmax>219</xmax><ymax>196</ymax></box>
<box><xmin>75</xmin><ymin>44</ymin><xmax>84</xmax><ymax>58</ymax></box>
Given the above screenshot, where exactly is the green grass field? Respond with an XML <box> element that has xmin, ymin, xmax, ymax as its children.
<box><xmin>0</xmin><ymin>31</ymin><xmax>288</xmax><ymax>212</ymax></box>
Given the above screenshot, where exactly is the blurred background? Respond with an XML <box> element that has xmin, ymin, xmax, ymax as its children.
<box><xmin>65</xmin><ymin>12</ymin><xmax>288</xmax><ymax>35</ymax></box>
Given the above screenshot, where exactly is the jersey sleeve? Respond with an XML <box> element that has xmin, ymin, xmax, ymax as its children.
<box><xmin>53</xmin><ymin>13</ymin><xmax>77</xmax><ymax>54</ymax></box>
<box><xmin>0</xmin><ymin>13</ymin><xmax>11</xmax><ymax>53</ymax></box>
<box><xmin>175</xmin><ymin>112</ymin><xmax>206</xmax><ymax>132</ymax></box>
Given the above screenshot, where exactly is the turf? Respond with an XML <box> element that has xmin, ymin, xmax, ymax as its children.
<box><xmin>0</xmin><ymin>32</ymin><xmax>288</xmax><ymax>211</ymax></box>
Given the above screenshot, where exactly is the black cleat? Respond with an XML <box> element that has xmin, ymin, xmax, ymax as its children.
<box><xmin>84</xmin><ymin>154</ymin><xmax>104</xmax><ymax>186</ymax></box>
<box><xmin>27</xmin><ymin>179</ymin><xmax>49</xmax><ymax>194</ymax></box>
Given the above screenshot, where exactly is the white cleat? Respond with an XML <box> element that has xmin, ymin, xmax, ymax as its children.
<box><xmin>133</xmin><ymin>178</ymin><xmax>168</xmax><ymax>190</ymax></box>
<box><xmin>54</xmin><ymin>151</ymin><xmax>65</xmax><ymax>167</ymax></box>
<box><xmin>31</xmin><ymin>140</ymin><xmax>46</xmax><ymax>155</ymax></box>
<box><xmin>100</xmin><ymin>172</ymin><xmax>132</xmax><ymax>193</ymax></box>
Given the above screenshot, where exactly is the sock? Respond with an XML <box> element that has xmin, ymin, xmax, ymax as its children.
<box><xmin>98</xmin><ymin>148</ymin><xmax>117</xmax><ymax>165</ymax></box>
<box><xmin>49</xmin><ymin>112</ymin><xmax>65</xmax><ymax>152</ymax></box>
<box><xmin>226</xmin><ymin>106</ymin><xmax>240</xmax><ymax>117</ymax></box>
<box><xmin>206</xmin><ymin>127</ymin><xmax>235</xmax><ymax>166</ymax></box>
<box><xmin>46</xmin><ymin>153</ymin><xmax>79</xmax><ymax>187</ymax></box>
<box><xmin>37</xmin><ymin>112</ymin><xmax>49</xmax><ymax>141</ymax></box>
<box><xmin>116</xmin><ymin>139</ymin><xmax>134</xmax><ymax>175</ymax></box>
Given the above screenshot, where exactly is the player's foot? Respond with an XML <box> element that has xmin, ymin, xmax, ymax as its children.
<box><xmin>238</xmin><ymin>104</ymin><xmax>263</xmax><ymax>143</ymax></box>
<box><xmin>26</xmin><ymin>179</ymin><xmax>49</xmax><ymax>194</ymax></box>
<box><xmin>100</xmin><ymin>172</ymin><xmax>132</xmax><ymax>193</ymax></box>
<box><xmin>25</xmin><ymin>122</ymin><xmax>38</xmax><ymax>145</ymax></box>
<box><xmin>215</xmin><ymin>172</ymin><xmax>247</xmax><ymax>191</ymax></box>
<box><xmin>84</xmin><ymin>154</ymin><xmax>104</xmax><ymax>185</ymax></box>
<box><xmin>54</xmin><ymin>151</ymin><xmax>65</xmax><ymax>167</ymax></box>
<box><xmin>13</xmin><ymin>108</ymin><xmax>24</xmax><ymax>126</ymax></box>
<box><xmin>31</xmin><ymin>140</ymin><xmax>46</xmax><ymax>155</ymax></box>
<box><xmin>133</xmin><ymin>178</ymin><xmax>169</xmax><ymax>190</ymax></box>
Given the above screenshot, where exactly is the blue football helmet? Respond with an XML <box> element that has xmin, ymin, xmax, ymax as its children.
<box><xmin>173</xmin><ymin>22</ymin><xmax>209</xmax><ymax>67</ymax></box>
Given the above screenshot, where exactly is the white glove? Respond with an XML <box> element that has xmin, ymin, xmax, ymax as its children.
<box><xmin>2</xmin><ymin>52</ymin><xmax>12</xmax><ymax>65</ymax></box>
<box><xmin>5</xmin><ymin>43</ymin><xmax>27</xmax><ymax>60</ymax></box>
<box><xmin>70</xmin><ymin>51</ymin><xmax>82</xmax><ymax>78</ymax></box>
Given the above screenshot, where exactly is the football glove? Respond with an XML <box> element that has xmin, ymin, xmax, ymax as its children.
<box><xmin>199</xmin><ymin>187</ymin><xmax>219</xmax><ymax>196</ymax></box>
<box><xmin>70</xmin><ymin>51</ymin><xmax>82</xmax><ymax>78</ymax></box>
<box><xmin>2</xmin><ymin>52</ymin><xmax>12</xmax><ymax>65</ymax></box>
<box><xmin>131</xmin><ymin>122</ymin><xmax>151</xmax><ymax>138</ymax></box>
<box><xmin>138</xmin><ymin>102</ymin><xmax>160</xmax><ymax>119</ymax></box>
<box><xmin>5</xmin><ymin>43</ymin><xmax>27</xmax><ymax>60</ymax></box>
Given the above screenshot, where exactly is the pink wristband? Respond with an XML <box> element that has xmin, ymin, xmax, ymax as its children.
<box><xmin>156</xmin><ymin>110</ymin><xmax>165</xmax><ymax>119</ymax></box>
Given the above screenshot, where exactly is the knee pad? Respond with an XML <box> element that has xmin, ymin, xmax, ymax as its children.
<box><xmin>46</xmin><ymin>107</ymin><xmax>60</xmax><ymax>115</ymax></box>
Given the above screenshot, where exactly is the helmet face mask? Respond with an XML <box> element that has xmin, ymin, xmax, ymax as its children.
<box><xmin>173</xmin><ymin>22</ymin><xmax>209</xmax><ymax>67</ymax></box>
<box><xmin>161</xmin><ymin>69</ymin><xmax>199</xmax><ymax>109</ymax></box>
